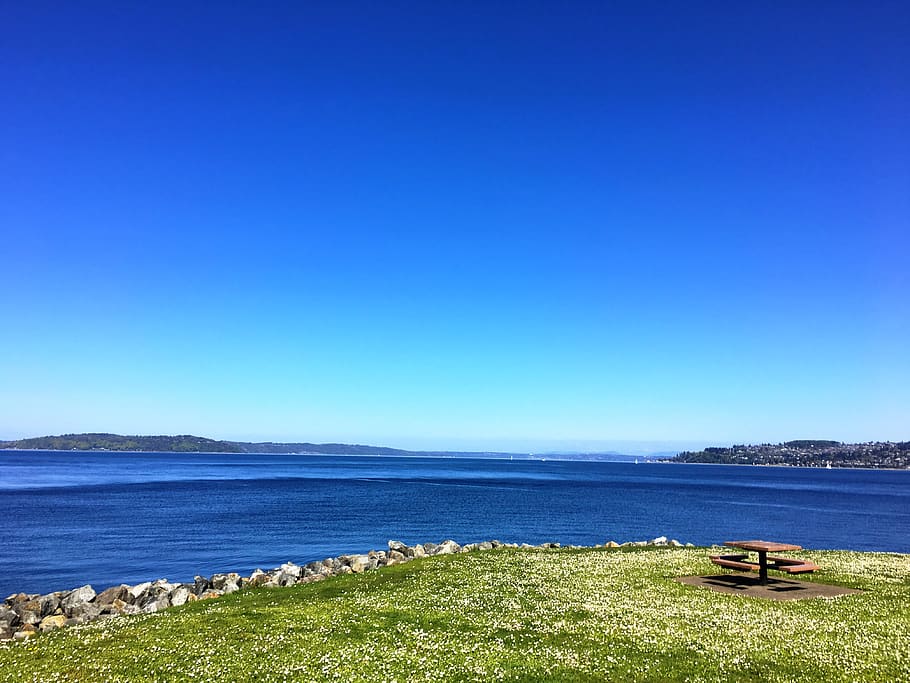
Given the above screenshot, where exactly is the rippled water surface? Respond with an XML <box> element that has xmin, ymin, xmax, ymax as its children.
<box><xmin>2</xmin><ymin>451</ymin><xmax>908</xmax><ymax>596</ymax></box>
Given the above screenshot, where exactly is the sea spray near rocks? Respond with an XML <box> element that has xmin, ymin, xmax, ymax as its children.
<box><xmin>1</xmin><ymin>536</ymin><xmax>691</xmax><ymax>641</ymax></box>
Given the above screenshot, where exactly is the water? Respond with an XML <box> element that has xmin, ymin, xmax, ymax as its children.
<box><xmin>1</xmin><ymin>451</ymin><xmax>908</xmax><ymax>597</ymax></box>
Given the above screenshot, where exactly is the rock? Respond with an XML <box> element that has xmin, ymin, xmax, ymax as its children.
<box><xmin>94</xmin><ymin>585</ymin><xmax>130</xmax><ymax>606</ymax></box>
<box><xmin>434</xmin><ymin>540</ymin><xmax>462</xmax><ymax>555</ymax></box>
<box><xmin>649</xmin><ymin>536</ymin><xmax>668</xmax><ymax>546</ymax></box>
<box><xmin>387</xmin><ymin>550</ymin><xmax>406</xmax><ymax>565</ymax></box>
<box><xmin>669</xmin><ymin>539</ymin><xmax>683</xmax><ymax>547</ymax></box>
<box><xmin>193</xmin><ymin>576</ymin><xmax>211</xmax><ymax>595</ymax></box>
<box><xmin>0</xmin><ymin>605</ymin><xmax>18</xmax><ymax>628</ymax></box>
<box><xmin>198</xmin><ymin>589</ymin><xmax>223</xmax><ymax>600</ymax></box>
<box><xmin>169</xmin><ymin>585</ymin><xmax>192</xmax><ymax>607</ymax></box>
<box><xmin>129</xmin><ymin>582</ymin><xmax>152</xmax><ymax>602</ymax></box>
<box><xmin>68</xmin><ymin>602</ymin><xmax>102</xmax><ymax>621</ymax></box>
<box><xmin>39</xmin><ymin>592</ymin><xmax>63</xmax><ymax>617</ymax></box>
<box><xmin>477</xmin><ymin>541</ymin><xmax>494</xmax><ymax>551</ymax></box>
<box><xmin>248</xmin><ymin>569</ymin><xmax>270</xmax><ymax>587</ymax></box>
<box><xmin>606</xmin><ymin>541</ymin><xmax>620</xmax><ymax>548</ymax></box>
<box><xmin>422</xmin><ymin>542</ymin><xmax>438</xmax><ymax>555</ymax></box>
<box><xmin>62</xmin><ymin>585</ymin><xmax>96</xmax><ymax>609</ymax></box>
<box><xmin>279</xmin><ymin>563</ymin><xmax>301</xmax><ymax>579</ymax></box>
<box><xmin>38</xmin><ymin>615</ymin><xmax>67</xmax><ymax>632</ymax></box>
<box><xmin>4</xmin><ymin>593</ymin><xmax>30</xmax><ymax>608</ymax></box>
<box><xmin>388</xmin><ymin>540</ymin><xmax>408</xmax><ymax>553</ymax></box>
<box><xmin>13</xmin><ymin>630</ymin><xmax>35</xmax><ymax>641</ymax></box>
<box><xmin>685</xmin><ymin>543</ymin><xmax>695</xmax><ymax>548</ymax></box>
<box><xmin>346</xmin><ymin>555</ymin><xmax>371</xmax><ymax>573</ymax></box>
<box><xmin>211</xmin><ymin>573</ymin><xmax>241</xmax><ymax>592</ymax></box>
<box><xmin>13</xmin><ymin>602</ymin><xmax>41</xmax><ymax>626</ymax></box>
<box><xmin>276</xmin><ymin>572</ymin><xmax>297</xmax><ymax>587</ymax></box>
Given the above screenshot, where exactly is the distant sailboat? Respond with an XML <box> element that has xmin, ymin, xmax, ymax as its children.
<box><xmin>635</xmin><ymin>458</ymin><xmax>639</xmax><ymax>465</ymax></box>
<box><xmin>826</xmin><ymin>462</ymin><xmax>832</xmax><ymax>469</ymax></box>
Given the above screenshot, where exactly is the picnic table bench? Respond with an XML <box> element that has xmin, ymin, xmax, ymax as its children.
<box><xmin>710</xmin><ymin>540</ymin><xmax>819</xmax><ymax>584</ymax></box>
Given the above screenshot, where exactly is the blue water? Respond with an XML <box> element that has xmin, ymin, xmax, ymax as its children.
<box><xmin>1</xmin><ymin>451</ymin><xmax>908</xmax><ymax>597</ymax></box>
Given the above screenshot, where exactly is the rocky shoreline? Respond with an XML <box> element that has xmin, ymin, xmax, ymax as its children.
<box><xmin>1</xmin><ymin>535</ymin><xmax>691</xmax><ymax>642</ymax></box>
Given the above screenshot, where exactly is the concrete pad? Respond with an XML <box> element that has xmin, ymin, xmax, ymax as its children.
<box><xmin>676</xmin><ymin>574</ymin><xmax>862</xmax><ymax>601</ymax></box>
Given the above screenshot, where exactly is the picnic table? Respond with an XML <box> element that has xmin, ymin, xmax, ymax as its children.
<box><xmin>710</xmin><ymin>540</ymin><xmax>820</xmax><ymax>584</ymax></box>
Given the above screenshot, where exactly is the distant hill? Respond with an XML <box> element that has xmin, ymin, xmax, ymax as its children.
<box><xmin>0</xmin><ymin>433</ymin><xmax>512</xmax><ymax>458</ymax></box>
<box><xmin>0</xmin><ymin>433</ymin><xmax>245</xmax><ymax>453</ymax></box>
<box><xmin>667</xmin><ymin>440</ymin><xmax>909</xmax><ymax>469</ymax></box>
<box><xmin>0</xmin><ymin>433</ymin><xmax>645</xmax><ymax>461</ymax></box>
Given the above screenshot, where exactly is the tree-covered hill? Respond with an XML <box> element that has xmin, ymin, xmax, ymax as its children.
<box><xmin>0</xmin><ymin>433</ymin><xmax>505</xmax><ymax>457</ymax></box>
<box><xmin>0</xmin><ymin>433</ymin><xmax>245</xmax><ymax>453</ymax></box>
<box><xmin>669</xmin><ymin>440</ymin><xmax>909</xmax><ymax>469</ymax></box>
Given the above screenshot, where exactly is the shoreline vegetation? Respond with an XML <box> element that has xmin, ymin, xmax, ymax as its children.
<box><xmin>2</xmin><ymin>543</ymin><xmax>907</xmax><ymax>682</ymax></box>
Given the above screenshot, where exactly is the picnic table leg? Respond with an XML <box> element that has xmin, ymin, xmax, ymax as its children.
<box><xmin>758</xmin><ymin>550</ymin><xmax>768</xmax><ymax>584</ymax></box>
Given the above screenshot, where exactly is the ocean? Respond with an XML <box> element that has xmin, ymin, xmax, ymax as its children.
<box><xmin>1</xmin><ymin>451</ymin><xmax>908</xmax><ymax>597</ymax></box>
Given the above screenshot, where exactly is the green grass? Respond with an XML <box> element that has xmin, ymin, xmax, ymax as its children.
<box><xmin>2</xmin><ymin>547</ymin><xmax>908</xmax><ymax>681</ymax></box>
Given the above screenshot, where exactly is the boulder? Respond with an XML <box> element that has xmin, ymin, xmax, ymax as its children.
<box><xmin>13</xmin><ymin>630</ymin><xmax>36</xmax><ymax>641</ymax></box>
<box><xmin>68</xmin><ymin>602</ymin><xmax>102</xmax><ymax>621</ymax></box>
<box><xmin>279</xmin><ymin>563</ymin><xmax>301</xmax><ymax>579</ymax></box>
<box><xmin>62</xmin><ymin>585</ymin><xmax>96</xmax><ymax>609</ymax></box>
<box><xmin>276</xmin><ymin>572</ymin><xmax>297</xmax><ymax>587</ymax></box>
<box><xmin>388</xmin><ymin>540</ymin><xmax>408</xmax><ymax>553</ymax></box>
<box><xmin>248</xmin><ymin>570</ymin><xmax>270</xmax><ymax>587</ymax></box>
<box><xmin>13</xmin><ymin>602</ymin><xmax>41</xmax><ymax>626</ymax></box>
<box><xmin>669</xmin><ymin>539</ymin><xmax>683</xmax><ymax>547</ymax></box>
<box><xmin>347</xmin><ymin>555</ymin><xmax>371</xmax><ymax>573</ymax></box>
<box><xmin>38</xmin><ymin>615</ymin><xmax>67</xmax><ymax>632</ymax></box>
<box><xmin>39</xmin><ymin>592</ymin><xmax>63</xmax><ymax>617</ymax></box>
<box><xmin>606</xmin><ymin>541</ymin><xmax>620</xmax><ymax>548</ymax></box>
<box><xmin>422</xmin><ymin>542</ymin><xmax>438</xmax><ymax>555</ymax></box>
<box><xmin>129</xmin><ymin>582</ymin><xmax>153</xmax><ymax>602</ymax></box>
<box><xmin>94</xmin><ymin>585</ymin><xmax>131</xmax><ymax>606</ymax></box>
<box><xmin>192</xmin><ymin>576</ymin><xmax>210</xmax><ymax>595</ymax></box>
<box><xmin>169</xmin><ymin>585</ymin><xmax>192</xmax><ymax>607</ymax></box>
<box><xmin>387</xmin><ymin>550</ymin><xmax>406</xmax><ymax>565</ymax></box>
<box><xmin>4</xmin><ymin>593</ymin><xmax>31</xmax><ymax>608</ymax></box>
<box><xmin>0</xmin><ymin>606</ymin><xmax>19</xmax><ymax>637</ymax></box>
<box><xmin>211</xmin><ymin>573</ymin><xmax>241</xmax><ymax>591</ymax></box>
<box><xmin>649</xmin><ymin>536</ymin><xmax>668</xmax><ymax>546</ymax></box>
<box><xmin>198</xmin><ymin>589</ymin><xmax>223</xmax><ymax>600</ymax></box>
<box><xmin>434</xmin><ymin>540</ymin><xmax>462</xmax><ymax>555</ymax></box>
<box><xmin>477</xmin><ymin>541</ymin><xmax>494</xmax><ymax>551</ymax></box>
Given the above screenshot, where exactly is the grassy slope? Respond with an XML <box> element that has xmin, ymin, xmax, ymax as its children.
<box><xmin>1</xmin><ymin>547</ymin><xmax>908</xmax><ymax>682</ymax></box>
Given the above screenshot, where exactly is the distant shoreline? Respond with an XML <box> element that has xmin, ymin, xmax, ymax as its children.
<box><xmin>2</xmin><ymin>448</ymin><xmax>909</xmax><ymax>470</ymax></box>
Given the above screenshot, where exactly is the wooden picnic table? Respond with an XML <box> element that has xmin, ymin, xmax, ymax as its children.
<box><xmin>710</xmin><ymin>540</ymin><xmax>821</xmax><ymax>584</ymax></box>
<box><xmin>722</xmin><ymin>540</ymin><xmax>803</xmax><ymax>584</ymax></box>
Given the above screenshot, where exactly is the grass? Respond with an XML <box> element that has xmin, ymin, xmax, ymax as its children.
<box><xmin>1</xmin><ymin>547</ymin><xmax>908</xmax><ymax>682</ymax></box>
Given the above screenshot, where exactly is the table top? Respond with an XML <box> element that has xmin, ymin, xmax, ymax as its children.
<box><xmin>724</xmin><ymin>540</ymin><xmax>802</xmax><ymax>552</ymax></box>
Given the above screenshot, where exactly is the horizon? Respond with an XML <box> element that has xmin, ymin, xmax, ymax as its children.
<box><xmin>3</xmin><ymin>431</ymin><xmax>903</xmax><ymax>458</ymax></box>
<box><xmin>3</xmin><ymin>3</ymin><xmax>908</xmax><ymax>448</ymax></box>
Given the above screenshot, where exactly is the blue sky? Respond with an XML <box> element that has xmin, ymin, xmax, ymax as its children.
<box><xmin>2</xmin><ymin>2</ymin><xmax>907</xmax><ymax>452</ymax></box>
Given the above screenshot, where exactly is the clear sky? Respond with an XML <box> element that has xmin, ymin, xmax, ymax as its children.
<box><xmin>1</xmin><ymin>2</ymin><xmax>907</xmax><ymax>452</ymax></box>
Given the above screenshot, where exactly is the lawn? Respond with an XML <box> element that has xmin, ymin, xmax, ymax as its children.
<box><xmin>1</xmin><ymin>547</ymin><xmax>907</xmax><ymax>682</ymax></box>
